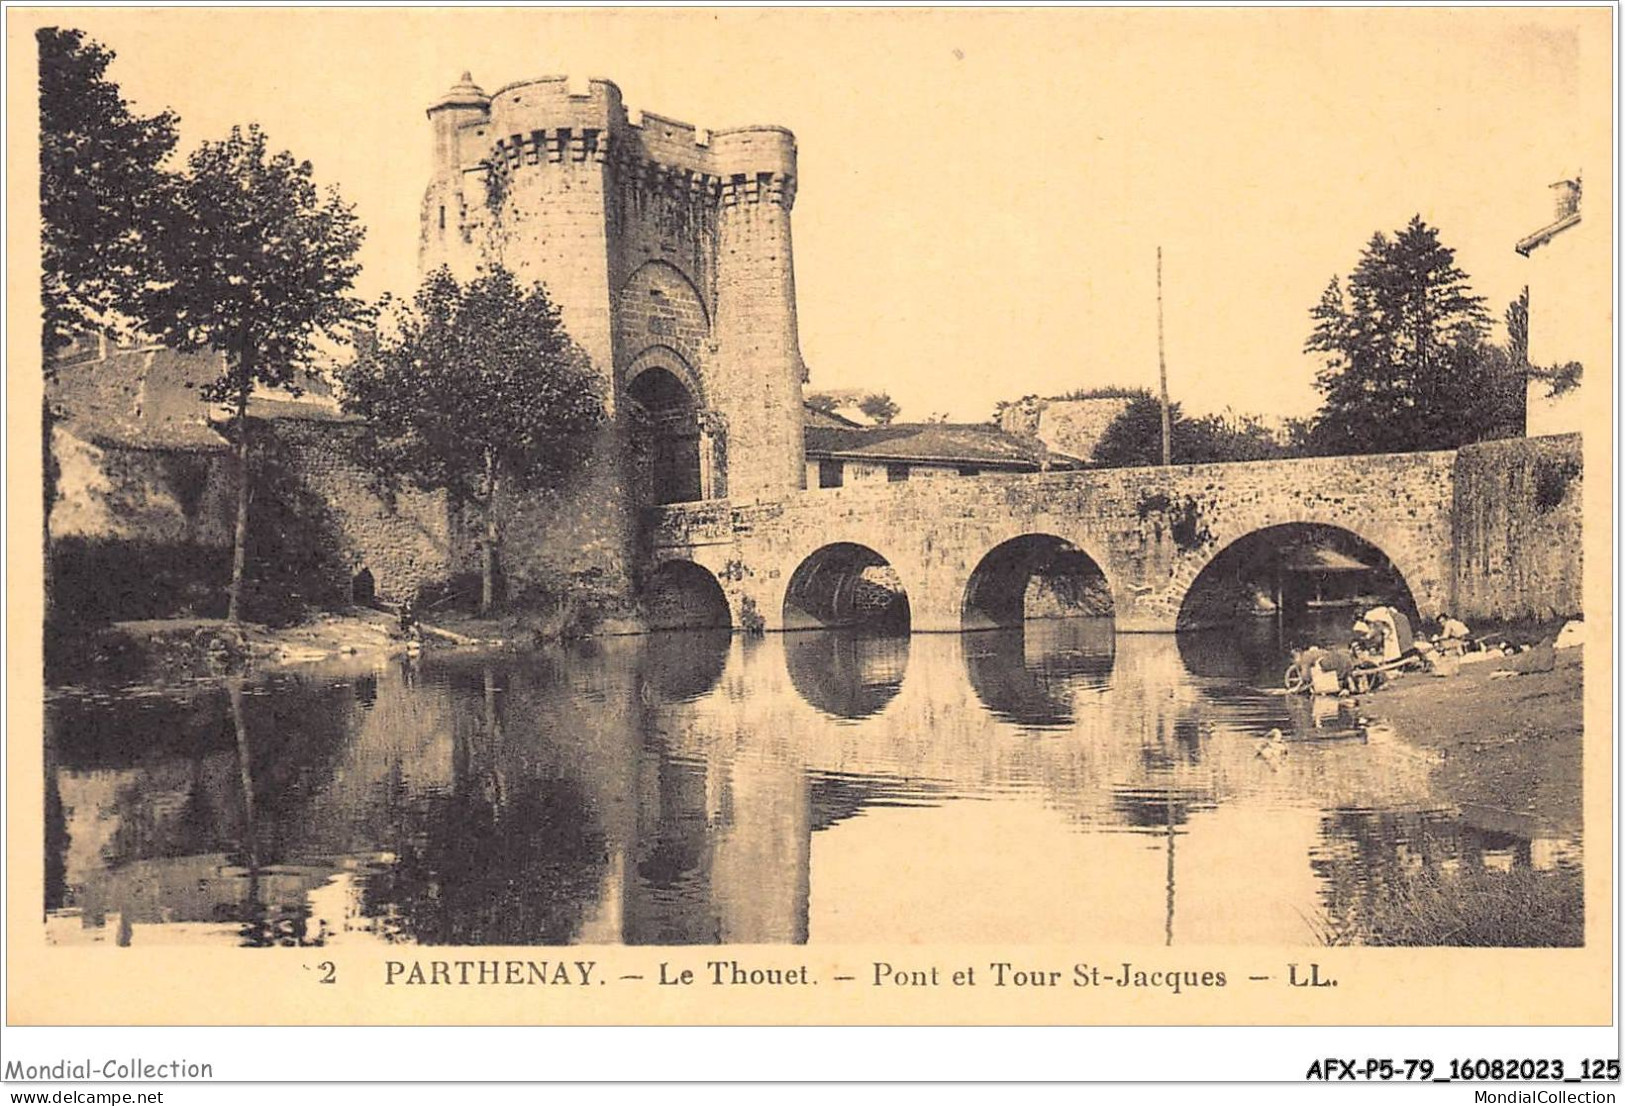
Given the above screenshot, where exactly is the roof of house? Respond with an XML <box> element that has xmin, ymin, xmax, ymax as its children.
<box><xmin>245</xmin><ymin>395</ymin><xmax>357</xmax><ymax>423</ymax></box>
<box><xmin>1280</xmin><ymin>547</ymin><xmax>1374</xmax><ymax>573</ymax></box>
<box><xmin>1514</xmin><ymin>211</ymin><xmax>1581</xmax><ymax>256</ymax></box>
<box><xmin>804</xmin><ymin>422</ymin><xmax>1082</xmax><ymax>470</ymax></box>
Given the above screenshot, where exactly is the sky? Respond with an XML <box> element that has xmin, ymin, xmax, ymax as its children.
<box><xmin>14</xmin><ymin>6</ymin><xmax>1612</xmax><ymax>423</ymax></box>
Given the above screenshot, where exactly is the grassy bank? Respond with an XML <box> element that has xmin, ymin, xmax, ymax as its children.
<box><xmin>1322</xmin><ymin>864</ymin><xmax>1583</xmax><ymax>947</ymax></box>
<box><xmin>1326</xmin><ymin>633</ymin><xmax>1585</xmax><ymax>947</ymax></box>
<box><xmin>45</xmin><ymin>609</ymin><xmax>412</xmax><ymax>687</ymax></box>
<box><xmin>1357</xmin><ymin>642</ymin><xmax>1583</xmax><ymax>836</ymax></box>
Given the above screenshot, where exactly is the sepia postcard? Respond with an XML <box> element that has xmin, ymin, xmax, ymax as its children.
<box><xmin>4</xmin><ymin>4</ymin><xmax>1616</xmax><ymax>1062</ymax></box>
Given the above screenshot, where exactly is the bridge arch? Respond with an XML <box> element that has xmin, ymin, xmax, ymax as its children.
<box><xmin>962</xmin><ymin>533</ymin><xmax>1113</xmax><ymax>630</ymax></box>
<box><xmin>639</xmin><ymin>559</ymin><xmax>732</xmax><ymax>631</ymax></box>
<box><xmin>1174</xmin><ymin>521</ymin><xmax>1420</xmax><ymax>631</ymax></box>
<box><xmin>782</xmin><ymin>542</ymin><xmax>911</xmax><ymax>632</ymax></box>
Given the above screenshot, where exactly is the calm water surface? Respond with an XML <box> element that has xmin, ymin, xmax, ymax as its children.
<box><xmin>44</xmin><ymin>616</ymin><xmax>1580</xmax><ymax>947</ymax></box>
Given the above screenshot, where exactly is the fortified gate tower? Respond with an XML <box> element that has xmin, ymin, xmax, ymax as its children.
<box><xmin>419</xmin><ymin>71</ymin><xmax>807</xmax><ymax>595</ymax></box>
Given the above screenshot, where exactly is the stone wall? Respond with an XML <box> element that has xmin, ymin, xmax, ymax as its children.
<box><xmin>49</xmin><ymin>426</ymin><xmax>236</xmax><ymax>548</ymax></box>
<box><xmin>263</xmin><ymin>419</ymin><xmax>455</xmax><ymax>605</ymax></box>
<box><xmin>997</xmin><ymin>396</ymin><xmax>1134</xmax><ymax>464</ymax></box>
<box><xmin>53</xmin><ymin>411</ymin><xmax>1583</xmax><ymax>631</ymax></box>
<box><xmin>1451</xmin><ymin>434</ymin><xmax>1583</xmax><ymax>622</ymax></box>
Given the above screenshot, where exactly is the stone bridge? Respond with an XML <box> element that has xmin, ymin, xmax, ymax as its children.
<box><xmin>641</xmin><ymin>448</ymin><xmax>1470</xmax><ymax>633</ymax></box>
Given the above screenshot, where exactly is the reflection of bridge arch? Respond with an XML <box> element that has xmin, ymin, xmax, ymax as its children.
<box><xmin>962</xmin><ymin>533</ymin><xmax>1113</xmax><ymax>630</ymax></box>
<box><xmin>964</xmin><ymin>619</ymin><xmax>1115</xmax><ymax>730</ymax></box>
<box><xmin>785</xmin><ymin>630</ymin><xmax>910</xmax><ymax>720</ymax></box>
<box><xmin>640</xmin><ymin>628</ymin><xmax>731</xmax><ymax>703</ymax></box>
<box><xmin>639</xmin><ymin>560</ymin><xmax>731</xmax><ymax>631</ymax></box>
<box><xmin>1175</xmin><ymin>522</ymin><xmax>1420</xmax><ymax>631</ymax></box>
<box><xmin>783</xmin><ymin>543</ymin><xmax>911</xmax><ymax>632</ymax></box>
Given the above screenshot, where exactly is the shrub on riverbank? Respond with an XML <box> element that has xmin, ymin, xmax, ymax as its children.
<box><xmin>46</xmin><ymin>618</ymin><xmax>252</xmax><ymax>685</ymax></box>
<box><xmin>1319</xmin><ymin>864</ymin><xmax>1582</xmax><ymax>947</ymax></box>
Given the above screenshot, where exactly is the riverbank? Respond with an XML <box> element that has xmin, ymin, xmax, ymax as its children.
<box><xmin>1356</xmin><ymin>640</ymin><xmax>1583</xmax><ymax>832</ymax></box>
<box><xmin>1332</xmin><ymin>639</ymin><xmax>1585</xmax><ymax>946</ymax></box>
<box><xmin>42</xmin><ymin>603</ymin><xmax>633</xmax><ymax>687</ymax></box>
<box><xmin>46</xmin><ymin>609</ymin><xmax>421</xmax><ymax>686</ymax></box>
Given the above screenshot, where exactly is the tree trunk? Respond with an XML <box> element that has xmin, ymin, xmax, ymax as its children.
<box><xmin>480</xmin><ymin>454</ymin><xmax>499</xmax><ymax>617</ymax></box>
<box><xmin>226</xmin><ymin>390</ymin><xmax>251</xmax><ymax>624</ymax></box>
<box><xmin>43</xmin><ymin>399</ymin><xmax>57</xmax><ymax>625</ymax></box>
<box><xmin>227</xmin><ymin>347</ymin><xmax>255</xmax><ymax>620</ymax></box>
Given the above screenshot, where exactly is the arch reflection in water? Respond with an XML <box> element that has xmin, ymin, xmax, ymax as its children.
<box><xmin>783</xmin><ymin>542</ymin><xmax>910</xmax><ymax>632</ymax></box>
<box><xmin>640</xmin><ymin>628</ymin><xmax>732</xmax><ymax>704</ymax></box>
<box><xmin>962</xmin><ymin>533</ymin><xmax>1112</xmax><ymax>630</ymax></box>
<box><xmin>785</xmin><ymin>630</ymin><xmax>910</xmax><ymax>721</ymax></box>
<box><xmin>964</xmin><ymin>617</ymin><xmax>1115</xmax><ymax>730</ymax></box>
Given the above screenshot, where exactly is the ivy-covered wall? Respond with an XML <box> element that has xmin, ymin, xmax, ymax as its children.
<box><xmin>1452</xmin><ymin>434</ymin><xmax>1582</xmax><ymax>622</ymax></box>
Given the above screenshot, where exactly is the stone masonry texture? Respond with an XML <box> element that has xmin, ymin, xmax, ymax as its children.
<box><xmin>418</xmin><ymin>74</ymin><xmax>809</xmax><ymax>603</ymax></box>
<box><xmin>645</xmin><ymin>437</ymin><xmax>1583</xmax><ymax>633</ymax></box>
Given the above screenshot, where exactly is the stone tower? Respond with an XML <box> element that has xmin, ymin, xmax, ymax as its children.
<box><xmin>420</xmin><ymin>74</ymin><xmax>807</xmax><ymax>597</ymax></box>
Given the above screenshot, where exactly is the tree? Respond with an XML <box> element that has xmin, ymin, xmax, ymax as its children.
<box><xmin>1093</xmin><ymin>391</ymin><xmax>1292</xmax><ymax>468</ymax></box>
<box><xmin>1304</xmin><ymin>217</ymin><xmax>1501</xmax><ymax>453</ymax></box>
<box><xmin>1513</xmin><ymin>287</ymin><xmax>1585</xmax><ymax>401</ymax></box>
<box><xmin>1092</xmin><ymin>391</ymin><xmax>1187</xmax><ymax>467</ymax></box>
<box><xmin>858</xmin><ymin>392</ymin><xmax>900</xmax><ymax>425</ymax></box>
<box><xmin>137</xmin><ymin>124</ymin><xmax>367</xmax><ymax>622</ymax></box>
<box><xmin>38</xmin><ymin>27</ymin><xmax>179</xmax><ymax>361</ymax></box>
<box><xmin>339</xmin><ymin>266</ymin><xmax>606</xmax><ymax>615</ymax></box>
<box><xmin>805</xmin><ymin>392</ymin><xmax>841</xmax><ymax>415</ymax></box>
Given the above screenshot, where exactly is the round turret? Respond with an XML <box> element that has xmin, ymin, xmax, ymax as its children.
<box><xmin>427</xmin><ymin>72</ymin><xmax>491</xmax><ymax>176</ymax></box>
<box><xmin>428</xmin><ymin>71</ymin><xmax>490</xmax><ymax>115</ymax></box>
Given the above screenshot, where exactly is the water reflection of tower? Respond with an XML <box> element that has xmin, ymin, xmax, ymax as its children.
<box><xmin>626</xmin><ymin>630</ymin><xmax>811</xmax><ymax>943</ymax></box>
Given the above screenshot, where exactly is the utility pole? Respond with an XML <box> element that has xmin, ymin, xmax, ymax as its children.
<box><xmin>1157</xmin><ymin>246</ymin><xmax>1172</xmax><ymax>466</ymax></box>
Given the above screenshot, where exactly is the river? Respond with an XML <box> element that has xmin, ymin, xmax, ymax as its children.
<box><xmin>43</xmin><ymin>614</ymin><xmax>1580</xmax><ymax>947</ymax></box>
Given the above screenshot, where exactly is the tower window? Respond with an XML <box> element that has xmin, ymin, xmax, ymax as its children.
<box><xmin>438</xmin><ymin>205</ymin><xmax>446</xmax><ymax>230</ymax></box>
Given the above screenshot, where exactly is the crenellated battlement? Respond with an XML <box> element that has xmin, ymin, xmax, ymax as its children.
<box><xmin>479</xmin><ymin>127</ymin><xmax>796</xmax><ymax>210</ymax></box>
<box><xmin>420</xmin><ymin>67</ymin><xmax>808</xmax><ymax>517</ymax></box>
<box><xmin>487</xmin><ymin>127</ymin><xmax>609</xmax><ymax>171</ymax></box>
<box><xmin>436</xmin><ymin>72</ymin><xmax>796</xmax><ymax>211</ymax></box>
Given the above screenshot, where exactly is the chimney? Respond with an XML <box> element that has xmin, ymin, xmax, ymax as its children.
<box><xmin>1551</xmin><ymin>177</ymin><xmax>1581</xmax><ymax>221</ymax></box>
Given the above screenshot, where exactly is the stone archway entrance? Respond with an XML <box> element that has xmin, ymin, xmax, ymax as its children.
<box><xmin>627</xmin><ymin>367</ymin><xmax>704</xmax><ymax>505</ymax></box>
